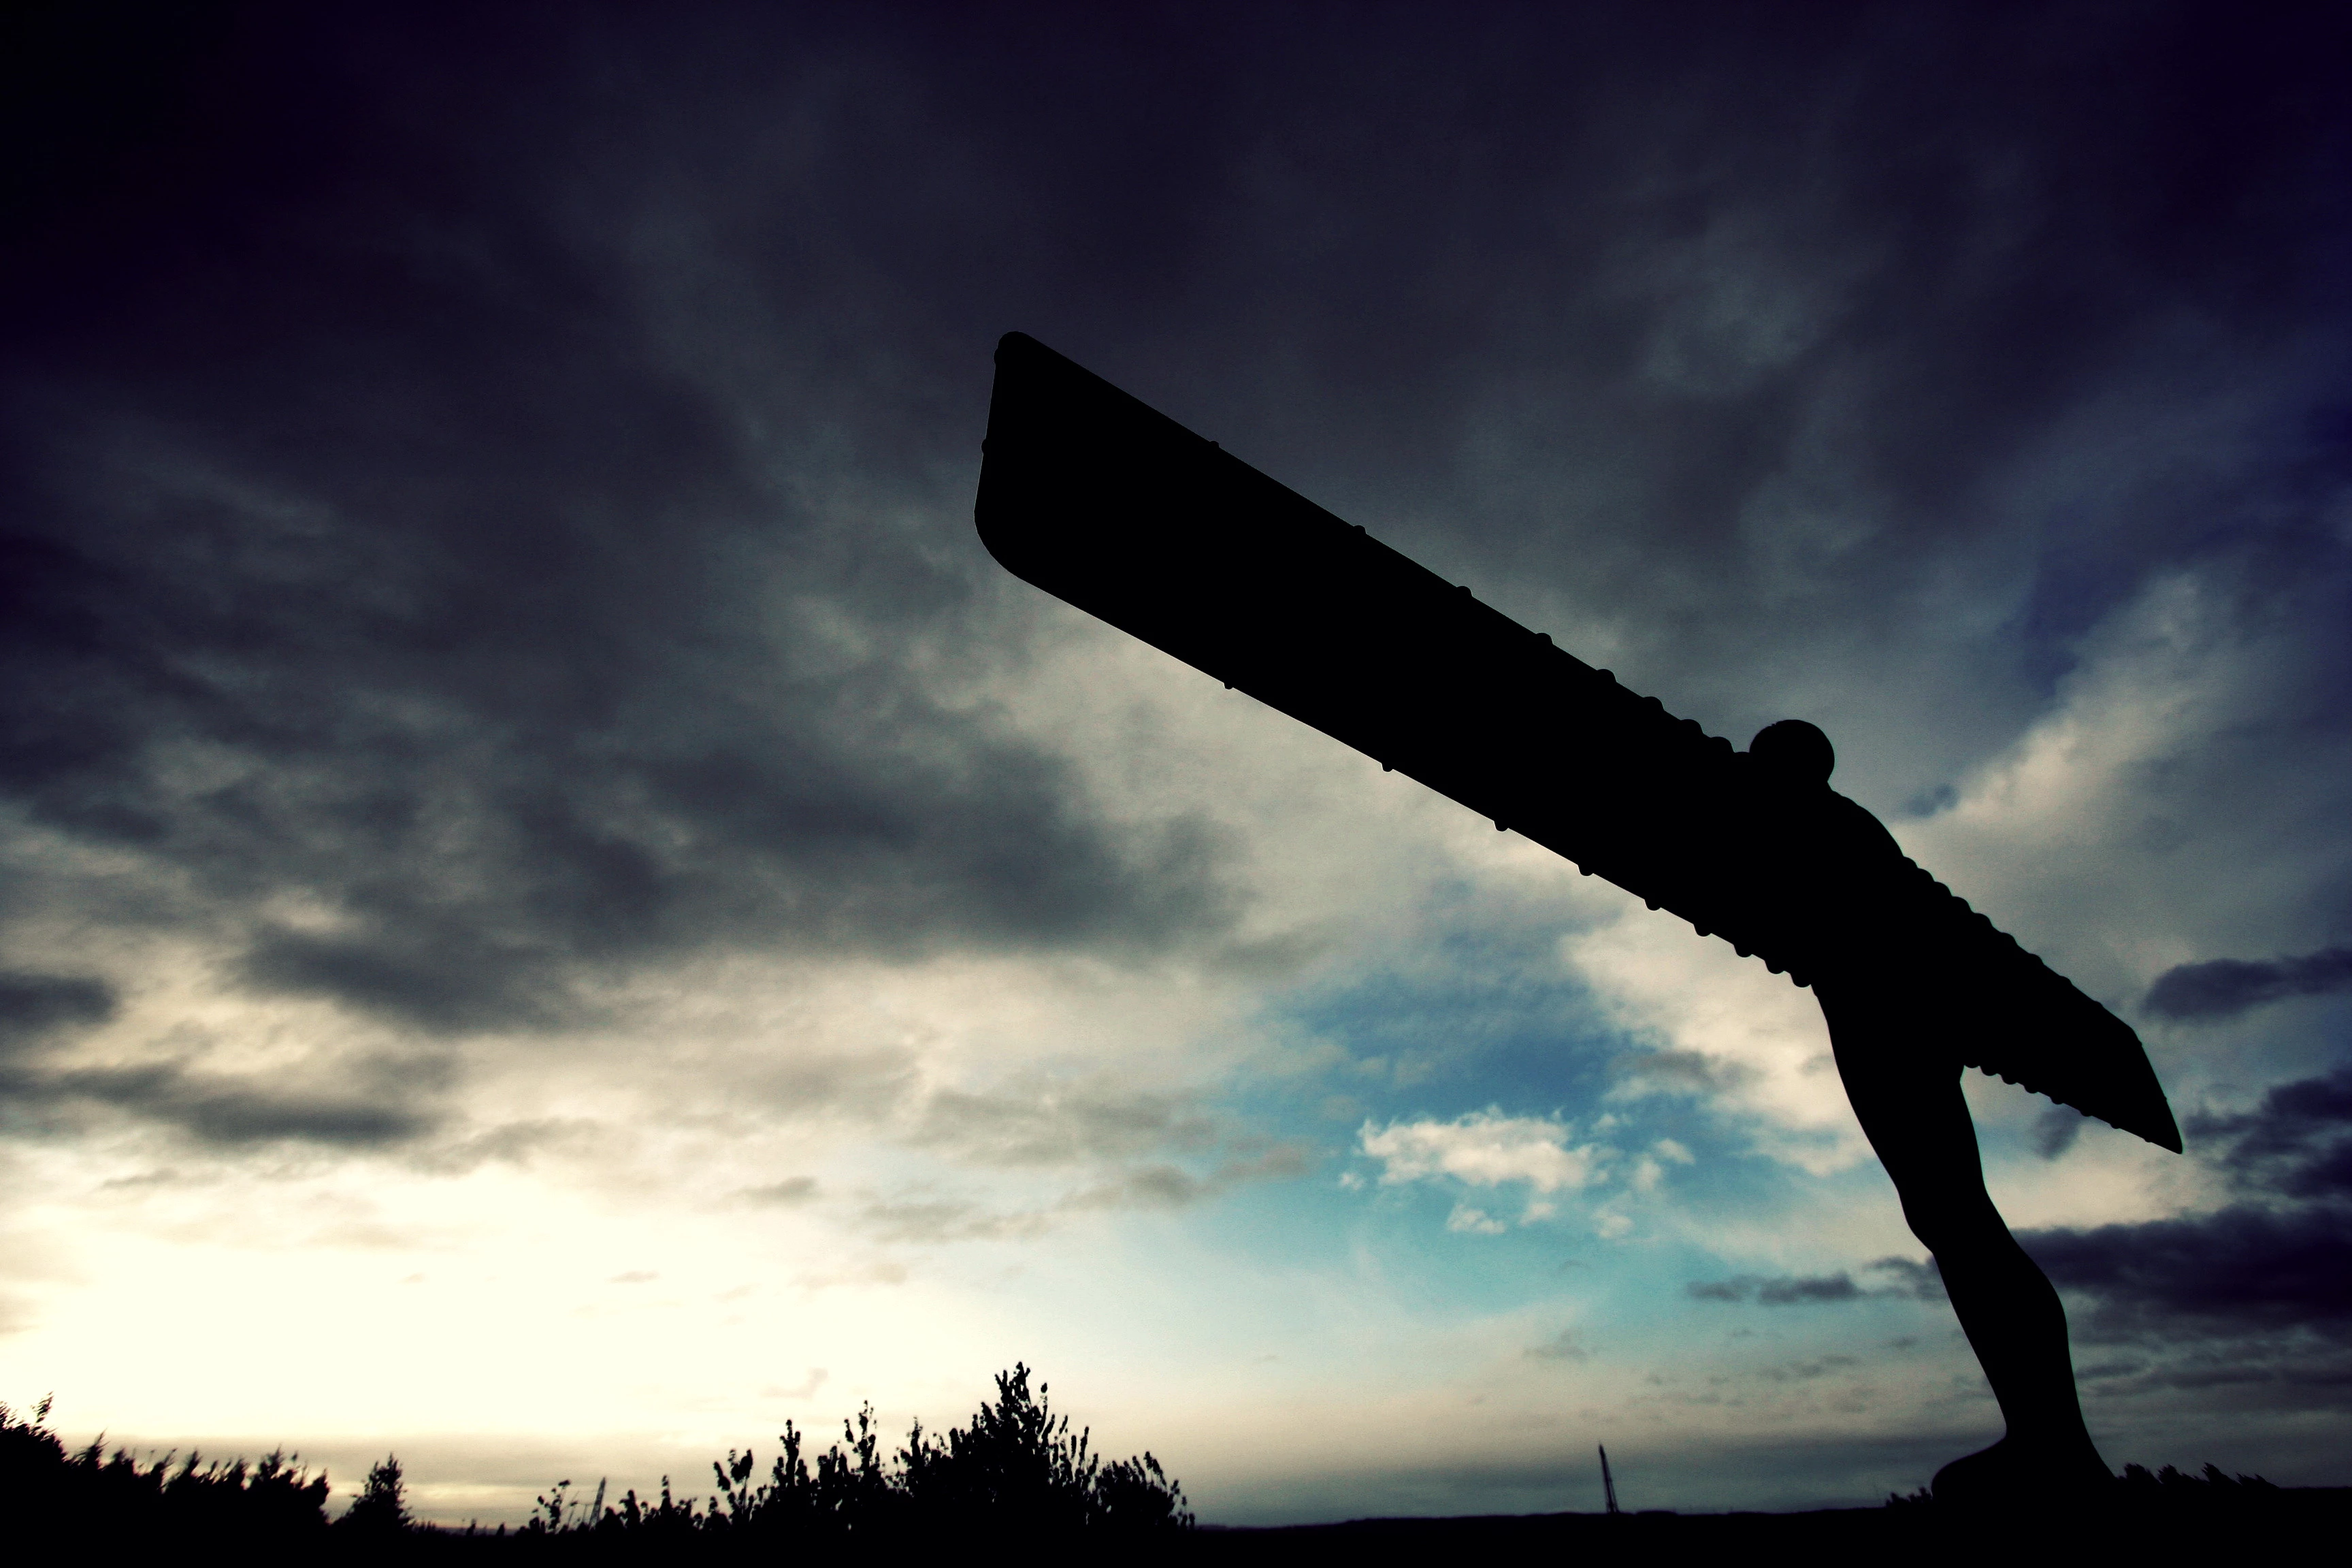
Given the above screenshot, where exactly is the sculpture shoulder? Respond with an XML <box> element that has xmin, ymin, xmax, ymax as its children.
<box><xmin>1760</xmin><ymin>780</ymin><xmax>1907</xmax><ymax>866</ymax></box>
<box><xmin>1823</xmin><ymin>789</ymin><xmax>1907</xmax><ymax>858</ymax></box>
<box><xmin>1759</xmin><ymin>785</ymin><xmax>1924</xmax><ymax>915</ymax></box>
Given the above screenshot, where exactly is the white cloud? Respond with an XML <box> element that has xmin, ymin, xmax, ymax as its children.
<box><xmin>1359</xmin><ymin>1111</ymin><xmax>1612</xmax><ymax>1200</ymax></box>
<box><xmin>1906</xmin><ymin>570</ymin><xmax>2352</xmax><ymax>1016</ymax></box>
<box><xmin>1567</xmin><ymin>907</ymin><xmax>1867</xmax><ymax>1175</ymax></box>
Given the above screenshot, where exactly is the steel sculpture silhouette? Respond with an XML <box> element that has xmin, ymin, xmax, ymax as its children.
<box><xmin>973</xmin><ymin>331</ymin><xmax>2178</xmax><ymax>1505</ymax></box>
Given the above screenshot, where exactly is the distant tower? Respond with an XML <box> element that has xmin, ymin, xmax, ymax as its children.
<box><xmin>1599</xmin><ymin>1444</ymin><xmax>1620</xmax><ymax>1514</ymax></box>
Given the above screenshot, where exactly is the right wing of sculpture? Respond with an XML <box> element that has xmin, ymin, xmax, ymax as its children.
<box><xmin>973</xmin><ymin>331</ymin><xmax>2180</xmax><ymax>1153</ymax></box>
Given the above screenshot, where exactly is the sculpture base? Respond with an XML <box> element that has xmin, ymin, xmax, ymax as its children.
<box><xmin>1931</xmin><ymin>1437</ymin><xmax>2117</xmax><ymax>1512</ymax></box>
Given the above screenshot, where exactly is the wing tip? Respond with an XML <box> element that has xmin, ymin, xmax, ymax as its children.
<box><xmin>2104</xmin><ymin>1105</ymin><xmax>2184</xmax><ymax>1154</ymax></box>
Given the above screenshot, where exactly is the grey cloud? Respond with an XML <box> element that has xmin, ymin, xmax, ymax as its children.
<box><xmin>2025</xmin><ymin>1204</ymin><xmax>2352</xmax><ymax>1345</ymax></box>
<box><xmin>1753</xmin><ymin>1354</ymin><xmax>1861</xmax><ymax>1384</ymax></box>
<box><xmin>1688</xmin><ymin>1256</ymin><xmax>1944</xmax><ymax>1305</ymax></box>
<box><xmin>97</xmin><ymin>1167</ymin><xmax>193</xmax><ymax>1190</ymax></box>
<box><xmin>1525</xmin><ymin>1329</ymin><xmax>1588</xmax><ymax>1362</ymax></box>
<box><xmin>1863</xmin><ymin>1257</ymin><xmax>1946</xmax><ymax>1302</ymax></box>
<box><xmin>2014</xmin><ymin>1067</ymin><xmax>2352</xmax><ymax>1348</ymax></box>
<box><xmin>0</xmin><ymin>983</ymin><xmax>442</xmax><ymax>1147</ymax></box>
<box><xmin>857</xmin><ymin>1198</ymin><xmax>1051</xmax><ymax>1246</ymax></box>
<box><xmin>0</xmin><ymin>973</ymin><xmax>116</xmax><ymax>1054</ymax></box>
<box><xmin>1060</xmin><ymin>1145</ymin><xmax>1311</xmax><ymax>1211</ymax></box>
<box><xmin>747</xmin><ymin>1051</ymin><xmax>921</xmax><ymax>1124</ymax></box>
<box><xmin>738</xmin><ymin>1176</ymin><xmax>819</xmax><ymax>1207</ymax></box>
<box><xmin>412</xmin><ymin>1118</ymin><xmax>606</xmax><ymax>1175</ymax></box>
<box><xmin>902</xmin><ymin>1074</ymin><xmax>1309</xmax><ymax>1220</ymax></box>
<box><xmin>912</xmin><ymin>1081</ymin><xmax>1218</xmax><ymax>1166</ymax></box>
<box><xmin>2193</xmin><ymin>1066</ymin><xmax>2352</xmax><ymax>1203</ymax></box>
<box><xmin>1980</xmin><ymin>1068</ymin><xmax>2352</xmax><ymax>1406</ymax></box>
<box><xmin>2034</xmin><ymin>1105</ymin><xmax>2087</xmax><ymax>1160</ymax></box>
<box><xmin>1610</xmin><ymin>1050</ymin><xmax>1758</xmax><ymax>1096</ymax></box>
<box><xmin>1689</xmin><ymin>1273</ymin><xmax>1857</xmax><ymax>1304</ymax></box>
<box><xmin>24</xmin><ymin>1062</ymin><xmax>432</xmax><ymax>1147</ymax></box>
<box><xmin>859</xmin><ymin>1141</ymin><xmax>1308</xmax><ymax>1241</ymax></box>
<box><xmin>1062</xmin><ymin>1164</ymin><xmax>1204</xmax><ymax>1211</ymax></box>
<box><xmin>2144</xmin><ymin>948</ymin><xmax>2352</xmax><ymax>1021</ymax></box>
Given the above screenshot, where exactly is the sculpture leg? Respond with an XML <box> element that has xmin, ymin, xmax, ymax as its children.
<box><xmin>1817</xmin><ymin>983</ymin><xmax>2111</xmax><ymax>1504</ymax></box>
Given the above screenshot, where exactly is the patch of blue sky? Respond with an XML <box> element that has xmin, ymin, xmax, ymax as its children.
<box><xmin>1235</xmin><ymin>923</ymin><xmax>1831</xmax><ymax>1200</ymax></box>
<box><xmin>1254</xmin><ymin>891</ymin><xmax>1622</xmax><ymax>1120</ymax></box>
<box><xmin>1142</xmin><ymin>1150</ymin><xmax>1951</xmax><ymax>1403</ymax></box>
<box><xmin>1189</xmin><ymin>905</ymin><xmax>1902</xmax><ymax>1334</ymax></box>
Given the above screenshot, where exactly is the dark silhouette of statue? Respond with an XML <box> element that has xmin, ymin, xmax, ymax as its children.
<box><xmin>973</xmin><ymin>332</ymin><xmax>2180</xmax><ymax>1509</ymax></box>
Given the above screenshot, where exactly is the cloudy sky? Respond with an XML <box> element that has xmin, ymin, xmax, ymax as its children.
<box><xmin>4</xmin><ymin>1</ymin><xmax>2348</xmax><ymax>1524</ymax></box>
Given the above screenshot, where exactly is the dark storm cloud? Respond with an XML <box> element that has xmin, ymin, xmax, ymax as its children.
<box><xmin>2025</xmin><ymin>1203</ymin><xmax>2352</xmax><ymax>1343</ymax></box>
<box><xmin>1</xmin><ymin>5</ymin><xmax>1254</xmax><ymax>1043</ymax></box>
<box><xmin>996</xmin><ymin>1</ymin><xmax>2352</xmax><ymax>779</ymax></box>
<box><xmin>4</xmin><ymin>3</ymin><xmax>2350</xmax><ymax>1071</ymax></box>
<box><xmin>1697</xmin><ymin>1071</ymin><xmax>2352</xmax><ymax>1396</ymax></box>
<box><xmin>2013</xmin><ymin>1068</ymin><xmax>2352</xmax><ymax>1375</ymax></box>
<box><xmin>2183</xmin><ymin>1067</ymin><xmax>2352</xmax><ymax>1203</ymax></box>
<box><xmin>2192</xmin><ymin>1066</ymin><xmax>2352</xmax><ymax>1200</ymax></box>
<box><xmin>2143</xmin><ymin>947</ymin><xmax>2352</xmax><ymax>1021</ymax></box>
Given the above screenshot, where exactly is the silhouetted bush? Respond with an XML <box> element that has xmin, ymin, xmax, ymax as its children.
<box><xmin>529</xmin><ymin>1363</ymin><xmax>1193</xmax><ymax>1548</ymax></box>
<box><xmin>1</xmin><ymin>1394</ymin><xmax>331</xmax><ymax>1546</ymax></box>
<box><xmin>2116</xmin><ymin>1461</ymin><xmax>2281</xmax><ymax>1512</ymax></box>
<box><xmin>340</xmin><ymin>1454</ymin><xmax>414</xmax><ymax>1535</ymax></box>
<box><xmin>0</xmin><ymin>1366</ymin><xmax>1185</xmax><ymax>1552</ymax></box>
<box><xmin>1886</xmin><ymin>1460</ymin><xmax>2283</xmax><ymax>1512</ymax></box>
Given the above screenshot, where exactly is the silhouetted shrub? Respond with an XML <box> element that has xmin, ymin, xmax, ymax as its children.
<box><xmin>1</xmin><ymin>1394</ymin><xmax>331</xmax><ymax>1546</ymax></box>
<box><xmin>898</xmin><ymin>1364</ymin><xmax>1103</xmax><ymax>1534</ymax></box>
<box><xmin>2117</xmin><ymin>1462</ymin><xmax>2280</xmax><ymax>1512</ymax></box>
<box><xmin>1886</xmin><ymin>1460</ymin><xmax>2282</xmax><ymax>1513</ymax></box>
<box><xmin>6</xmin><ymin>1371</ymin><xmax>1187</xmax><ymax>1552</ymax></box>
<box><xmin>339</xmin><ymin>1454</ymin><xmax>412</xmax><ymax>1535</ymax></box>
<box><xmin>551</xmin><ymin>1365</ymin><xmax>1192</xmax><ymax>1547</ymax></box>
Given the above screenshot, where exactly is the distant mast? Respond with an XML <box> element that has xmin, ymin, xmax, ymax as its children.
<box><xmin>1599</xmin><ymin>1444</ymin><xmax>1620</xmax><ymax>1514</ymax></box>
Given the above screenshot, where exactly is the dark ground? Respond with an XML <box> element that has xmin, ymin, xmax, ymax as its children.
<box><xmin>1190</xmin><ymin>1490</ymin><xmax>2352</xmax><ymax>1561</ymax></box>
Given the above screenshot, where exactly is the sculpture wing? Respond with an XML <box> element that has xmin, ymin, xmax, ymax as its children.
<box><xmin>974</xmin><ymin>331</ymin><xmax>2180</xmax><ymax>1152</ymax></box>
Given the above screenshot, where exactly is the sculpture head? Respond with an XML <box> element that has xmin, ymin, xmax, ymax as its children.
<box><xmin>1748</xmin><ymin>719</ymin><xmax>1835</xmax><ymax>785</ymax></box>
